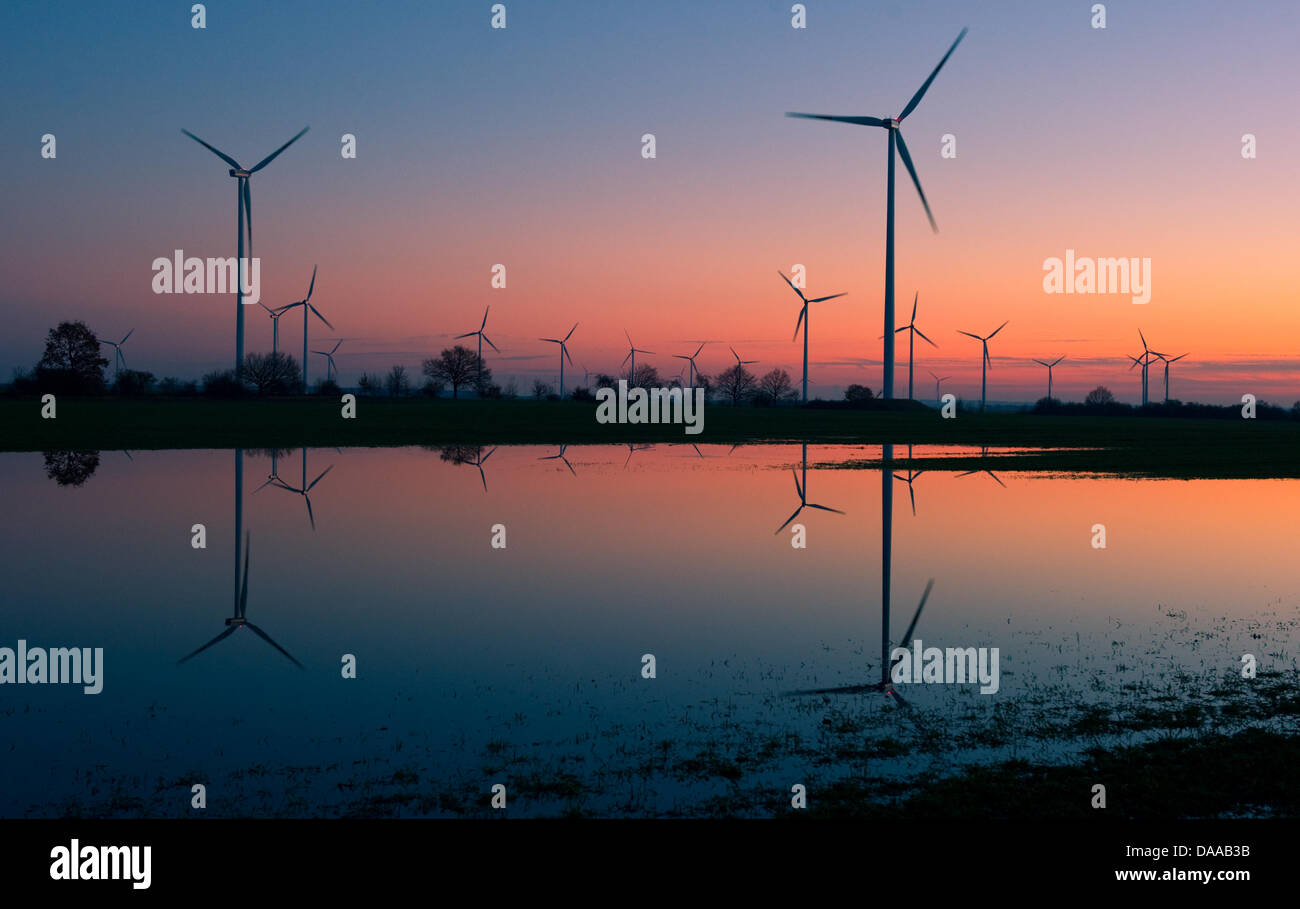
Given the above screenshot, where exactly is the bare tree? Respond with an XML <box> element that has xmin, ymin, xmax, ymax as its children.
<box><xmin>1085</xmin><ymin>386</ymin><xmax>1114</xmax><ymax>406</ymax></box>
<box><xmin>532</xmin><ymin>379</ymin><xmax>553</xmax><ymax>399</ymax></box>
<box><xmin>242</xmin><ymin>352</ymin><xmax>301</xmax><ymax>395</ymax></box>
<box><xmin>714</xmin><ymin>363</ymin><xmax>757</xmax><ymax>406</ymax></box>
<box><xmin>424</xmin><ymin>345</ymin><xmax>487</xmax><ymax>399</ymax></box>
<box><xmin>755</xmin><ymin>368</ymin><xmax>796</xmax><ymax>405</ymax></box>
<box><xmin>385</xmin><ymin>365</ymin><xmax>411</xmax><ymax>397</ymax></box>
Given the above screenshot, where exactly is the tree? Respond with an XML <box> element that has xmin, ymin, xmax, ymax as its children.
<box><xmin>424</xmin><ymin>345</ymin><xmax>487</xmax><ymax>399</ymax></box>
<box><xmin>422</xmin><ymin>378</ymin><xmax>444</xmax><ymax>398</ymax></box>
<box><xmin>36</xmin><ymin>321</ymin><xmax>108</xmax><ymax>394</ymax></box>
<box><xmin>242</xmin><ymin>352</ymin><xmax>301</xmax><ymax>395</ymax></box>
<box><xmin>112</xmin><ymin>369</ymin><xmax>155</xmax><ymax>396</ymax></box>
<box><xmin>714</xmin><ymin>363</ymin><xmax>757</xmax><ymax>406</ymax></box>
<box><xmin>385</xmin><ymin>365</ymin><xmax>411</xmax><ymax>397</ymax></box>
<box><xmin>755</xmin><ymin>368</ymin><xmax>796</xmax><ymax>406</ymax></box>
<box><xmin>845</xmin><ymin>384</ymin><xmax>873</xmax><ymax>403</ymax></box>
<box><xmin>532</xmin><ymin>379</ymin><xmax>553</xmax><ymax>399</ymax></box>
<box><xmin>624</xmin><ymin>363</ymin><xmax>660</xmax><ymax>389</ymax></box>
<box><xmin>1084</xmin><ymin>386</ymin><xmax>1115</xmax><ymax>407</ymax></box>
<box><xmin>43</xmin><ymin>450</ymin><xmax>100</xmax><ymax>487</ymax></box>
<box><xmin>357</xmin><ymin>372</ymin><xmax>383</xmax><ymax>396</ymax></box>
<box><xmin>201</xmin><ymin>370</ymin><xmax>245</xmax><ymax>397</ymax></box>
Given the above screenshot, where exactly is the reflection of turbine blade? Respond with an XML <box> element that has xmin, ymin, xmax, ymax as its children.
<box><xmin>245</xmin><ymin>622</ymin><xmax>304</xmax><ymax>669</ymax></box>
<box><xmin>178</xmin><ymin>627</ymin><xmax>235</xmax><ymax>664</ymax></box>
<box><xmin>775</xmin><ymin>504</ymin><xmax>805</xmax><ymax>534</ymax></box>
<box><xmin>896</xmin><ymin>579</ymin><xmax>934</xmax><ymax>653</ymax></box>
<box><xmin>304</xmin><ymin>495</ymin><xmax>316</xmax><ymax>531</ymax></box>
<box><xmin>804</xmin><ymin>503</ymin><xmax>845</xmax><ymax>515</ymax></box>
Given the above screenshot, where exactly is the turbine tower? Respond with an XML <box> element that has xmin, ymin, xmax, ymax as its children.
<box><xmin>540</xmin><ymin>323</ymin><xmax>577</xmax><ymax>396</ymax></box>
<box><xmin>957</xmin><ymin>320</ymin><xmax>1008</xmax><ymax>412</ymax></box>
<box><xmin>276</xmin><ymin>266</ymin><xmax>331</xmax><ymax>393</ymax></box>
<box><xmin>787</xmin><ymin>28</ymin><xmax>967</xmax><ymax>399</ymax></box>
<box><xmin>779</xmin><ymin>271</ymin><xmax>846</xmax><ymax>403</ymax></box>
<box><xmin>312</xmin><ymin>339</ymin><xmax>344</xmax><ymax>382</ymax></box>
<box><xmin>181</xmin><ymin>126</ymin><xmax>310</xmax><ymax>379</ymax></box>
<box><xmin>259</xmin><ymin>302</ymin><xmax>291</xmax><ymax>356</ymax></box>
<box><xmin>1154</xmin><ymin>352</ymin><xmax>1186</xmax><ymax>402</ymax></box>
<box><xmin>1033</xmin><ymin>355</ymin><xmax>1065</xmax><ymax>401</ymax></box>
<box><xmin>456</xmin><ymin>306</ymin><xmax>498</xmax><ymax>394</ymax></box>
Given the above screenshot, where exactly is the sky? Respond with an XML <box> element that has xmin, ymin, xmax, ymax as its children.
<box><xmin>2</xmin><ymin>0</ymin><xmax>1298</xmax><ymax>404</ymax></box>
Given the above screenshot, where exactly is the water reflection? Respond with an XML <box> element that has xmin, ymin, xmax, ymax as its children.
<box><xmin>42</xmin><ymin>450</ymin><xmax>100</xmax><ymax>486</ymax></box>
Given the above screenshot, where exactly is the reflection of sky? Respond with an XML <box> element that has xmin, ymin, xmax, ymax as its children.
<box><xmin>3</xmin><ymin>1</ymin><xmax>1300</xmax><ymax>402</ymax></box>
<box><xmin>1</xmin><ymin>445</ymin><xmax>1297</xmax><ymax>812</ymax></box>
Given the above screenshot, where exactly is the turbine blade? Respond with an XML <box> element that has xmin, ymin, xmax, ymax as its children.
<box><xmin>181</xmin><ymin>130</ymin><xmax>242</xmax><ymax>169</ymax></box>
<box><xmin>564</xmin><ymin>322</ymin><xmax>578</xmax><ymax>342</ymax></box>
<box><xmin>913</xmin><ymin>326</ymin><xmax>937</xmax><ymax>347</ymax></box>
<box><xmin>786</xmin><ymin>113</ymin><xmax>887</xmax><ymax>127</ymax></box>
<box><xmin>120</xmin><ymin>328</ymin><xmax>135</xmax><ymax>345</ymax></box>
<box><xmin>804</xmin><ymin>503</ymin><xmax>846</xmax><ymax>515</ymax></box>
<box><xmin>482</xmin><ymin>335</ymin><xmax>499</xmax><ymax>352</ymax></box>
<box><xmin>987</xmin><ymin>320</ymin><xmax>1009</xmax><ymax>338</ymax></box>
<box><xmin>481</xmin><ymin>306</ymin><xmax>490</xmax><ymax>330</ymax></box>
<box><xmin>563</xmin><ymin>346</ymin><xmax>573</xmax><ymax>366</ymax></box>
<box><xmin>777</xmin><ymin>270</ymin><xmax>806</xmax><ymax>300</ymax></box>
<box><xmin>622</xmin><ymin>351</ymin><xmax>632</xmax><ymax>366</ymax></box>
<box><xmin>894</xmin><ymin>130</ymin><xmax>936</xmax><ymax>232</ymax></box>
<box><xmin>244</xmin><ymin>623</ymin><xmax>304</xmax><ymax>669</ymax></box>
<box><xmin>808</xmin><ymin>292</ymin><xmax>847</xmax><ymax>303</ymax></box>
<box><xmin>775</xmin><ymin>505</ymin><xmax>805</xmax><ymax>534</ymax></box>
<box><xmin>898</xmin><ymin>579</ymin><xmax>934</xmax><ymax>649</ymax></box>
<box><xmin>308</xmin><ymin>465</ymin><xmax>334</xmax><ymax>490</ymax></box>
<box><xmin>304</xmin><ymin>495</ymin><xmax>316</xmax><ymax>531</ymax></box>
<box><xmin>793</xmin><ymin>305</ymin><xmax>806</xmax><ymax>341</ymax></box>
<box><xmin>898</xmin><ymin>27</ymin><xmax>968</xmax><ymax>121</ymax></box>
<box><xmin>957</xmin><ymin>330</ymin><xmax>981</xmax><ymax>340</ymax></box>
<box><xmin>308</xmin><ymin>304</ymin><xmax>334</xmax><ymax>330</ymax></box>
<box><xmin>306</xmin><ymin>265</ymin><xmax>317</xmax><ymax>301</ymax></box>
<box><xmin>249</xmin><ymin>126</ymin><xmax>310</xmax><ymax>173</ymax></box>
<box><xmin>242</xmin><ymin>179</ymin><xmax>252</xmax><ymax>258</ymax></box>
<box><xmin>177</xmin><ymin>627</ymin><xmax>236</xmax><ymax>664</ymax></box>
<box><xmin>911</xmin><ymin>292</ymin><xmax>918</xmax><ymax>322</ymax></box>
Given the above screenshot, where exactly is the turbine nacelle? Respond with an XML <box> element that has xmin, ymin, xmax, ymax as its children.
<box><xmin>886</xmin><ymin>118</ymin><xmax>901</xmax><ymax>129</ymax></box>
<box><xmin>228</xmin><ymin>169</ymin><xmax>252</xmax><ymax>178</ymax></box>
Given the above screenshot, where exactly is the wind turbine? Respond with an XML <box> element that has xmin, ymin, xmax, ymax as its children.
<box><xmin>1033</xmin><ymin>355</ymin><xmax>1065</xmax><ymax>401</ymax></box>
<box><xmin>673</xmin><ymin>342</ymin><xmax>708</xmax><ymax>386</ymax></box>
<box><xmin>98</xmin><ymin>329</ymin><xmax>134</xmax><ymax>381</ymax></box>
<box><xmin>181</xmin><ymin>126</ymin><xmax>310</xmax><ymax>379</ymax></box>
<box><xmin>730</xmin><ymin>346</ymin><xmax>759</xmax><ymax>369</ymax></box>
<box><xmin>958</xmin><ymin>447</ymin><xmax>1006</xmax><ymax>487</ymax></box>
<box><xmin>456</xmin><ymin>306</ymin><xmax>499</xmax><ymax>394</ymax></box>
<box><xmin>928</xmin><ymin>369</ymin><xmax>951</xmax><ymax>404</ymax></box>
<box><xmin>540</xmin><ymin>323</ymin><xmax>577</xmax><ymax>396</ymax></box>
<box><xmin>622</xmin><ymin>331</ymin><xmax>655</xmax><ymax>387</ymax></box>
<box><xmin>1153</xmin><ymin>352</ymin><xmax>1186</xmax><ymax>403</ymax></box>
<box><xmin>271</xmin><ymin>448</ymin><xmax>334</xmax><ymax>531</ymax></box>
<box><xmin>259</xmin><ymin>302</ymin><xmax>291</xmax><ymax>356</ymax></box>
<box><xmin>469</xmin><ymin>446</ymin><xmax>497</xmax><ymax>491</ymax></box>
<box><xmin>957</xmin><ymin>321</ymin><xmax>1008</xmax><ymax>412</ymax></box>
<box><xmin>178</xmin><ymin>531</ymin><xmax>303</xmax><ymax>669</ymax></box>
<box><xmin>895</xmin><ymin>444</ymin><xmax>924</xmax><ymax>516</ymax></box>
<box><xmin>775</xmin><ymin>443</ymin><xmax>846</xmax><ymax>533</ymax></box>
<box><xmin>311</xmin><ymin>339</ymin><xmax>344</xmax><ymax>382</ymax></box>
<box><xmin>887</xmin><ymin>292</ymin><xmax>936</xmax><ymax>400</ymax></box>
<box><xmin>538</xmin><ymin>445</ymin><xmax>576</xmax><ymax>476</ymax></box>
<box><xmin>787</xmin><ymin>28</ymin><xmax>968</xmax><ymax>399</ymax></box>
<box><xmin>276</xmin><ymin>266</ymin><xmax>332</xmax><ymax>393</ymax></box>
<box><xmin>1137</xmin><ymin>330</ymin><xmax>1155</xmax><ymax>405</ymax></box>
<box><xmin>1127</xmin><ymin>354</ymin><xmax>1150</xmax><ymax>404</ymax></box>
<box><xmin>779</xmin><ymin>271</ymin><xmax>846</xmax><ymax>403</ymax></box>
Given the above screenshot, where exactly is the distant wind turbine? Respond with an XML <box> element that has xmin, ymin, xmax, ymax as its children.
<box><xmin>540</xmin><ymin>323</ymin><xmax>577</xmax><ymax>396</ymax></box>
<box><xmin>957</xmin><ymin>321</ymin><xmax>1008</xmax><ymax>412</ymax></box>
<box><xmin>927</xmin><ymin>369</ymin><xmax>951</xmax><ymax>404</ymax></box>
<box><xmin>181</xmin><ymin>126</ymin><xmax>310</xmax><ymax>379</ymax></box>
<box><xmin>887</xmin><ymin>292</ymin><xmax>936</xmax><ymax>400</ymax></box>
<box><xmin>98</xmin><ymin>329</ymin><xmax>134</xmax><ymax>380</ymax></box>
<box><xmin>178</xmin><ymin>531</ymin><xmax>303</xmax><ymax>669</ymax></box>
<box><xmin>1153</xmin><ymin>352</ymin><xmax>1187</xmax><ymax>403</ymax></box>
<box><xmin>779</xmin><ymin>271</ymin><xmax>846</xmax><ymax>403</ymax></box>
<box><xmin>456</xmin><ymin>307</ymin><xmax>499</xmax><ymax>394</ymax></box>
<box><xmin>622</xmin><ymin>331</ymin><xmax>654</xmax><ymax>386</ymax></box>
<box><xmin>259</xmin><ymin>302</ymin><xmax>291</xmax><ymax>355</ymax></box>
<box><xmin>958</xmin><ymin>447</ymin><xmax>1006</xmax><ymax>487</ymax></box>
<box><xmin>312</xmin><ymin>339</ymin><xmax>344</xmax><ymax>382</ymax></box>
<box><xmin>1032</xmin><ymin>355</ymin><xmax>1065</xmax><ymax>401</ymax></box>
<box><xmin>673</xmin><ymin>342</ymin><xmax>708</xmax><ymax>387</ymax></box>
<box><xmin>729</xmin><ymin>346</ymin><xmax>758</xmax><ymax>368</ymax></box>
<box><xmin>787</xmin><ymin>28</ymin><xmax>968</xmax><ymax>399</ymax></box>
<box><xmin>276</xmin><ymin>266</ymin><xmax>332</xmax><ymax>393</ymax></box>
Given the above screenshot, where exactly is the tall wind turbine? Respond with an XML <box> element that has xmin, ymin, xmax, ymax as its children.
<box><xmin>787</xmin><ymin>28</ymin><xmax>967</xmax><ymax>399</ymax></box>
<box><xmin>277</xmin><ymin>266</ymin><xmax>332</xmax><ymax>393</ymax></box>
<box><xmin>540</xmin><ymin>323</ymin><xmax>577</xmax><ymax>396</ymax></box>
<box><xmin>98</xmin><ymin>329</ymin><xmax>134</xmax><ymax>381</ymax></box>
<box><xmin>779</xmin><ymin>271</ymin><xmax>846</xmax><ymax>403</ymax></box>
<box><xmin>1127</xmin><ymin>354</ymin><xmax>1149</xmax><ymax>404</ymax></box>
<box><xmin>957</xmin><ymin>321</ymin><xmax>1007</xmax><ymax>412</ymax></box>
<box><xmin>622</xmin><ymin>331</ymin><xmax>654</xmax><ymax>387</ymax></box>
<box><xmin>1153</xmin><ymin>352</ymin><xmax>1186</xmax><ymax>403</ymax></box>
<box><xmin>1033</xmin><ymin>355</ymin><xmax>1065</xmax><ymax>401</ymax></box>
<box><xmin>928</xmin><ymin>369</ymin><xmax>951</xmax><ymax>404</ymax></box>
<box><xmin>889</xmin><ymin>292</ymin><xmax>936</xmax><ymax>400</ymax></box>
<box><xmin>1137</xmin><ymin>330</ymin><xmax>1155</xmax><ymax>405</ymax></box>
<box><xmin>181</xmin><ymin>126</ymin><xmax>310</xmax><ymax>379</ymax></box>
<box><xmin>775</xmin><ymin>443</ymin><xmax>846</xmax><ymax>533</ymax></box>
<box><xmin>178</xmin><ymin>531</ymin><xmax>303</xmax><ymax>669</ymax></box>
<box><xmin>673</xmin><ymin>342</ymin><xmax>708</xmax><ymax>386</ymax></box>
<box><xmin>312</xmin><ymin>339</ymin><xmax>344</xmax><ymax>382</ymax></box>
<box><xmin>729</xmin><ymin>346</ymin><xmax>759</xmax><ymax>369</ymax></box>
<box><xmin>456</xmin><ymin>306</ymin><xmax>498</xmax><ymax>394</ymax></box>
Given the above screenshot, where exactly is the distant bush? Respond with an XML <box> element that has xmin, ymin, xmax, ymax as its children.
<box><xmin>112</xmin><ymin>369</ymin><xmax>156</xmax><ymax>396</ymax></box>
<box><xmin>844</xmin><ymin>384</ymin><xmax>873</xmax><ymax>404</ymax></box>
<box><xmin>314</xmin><ymin>378</ymin><xmax>341</xmax><ymax>396</ymax></box>
<box><xmin>157</xmin><ymin>377</ymin><xmax>198</xmax><ymax>396</ymax></box>
<box><xmin>571</xmin><ymin>387</ymin><xmax>595</xmax><ymax>402</ymax></box>
<box><xmin>481</xmin><ymin>384</ymin><xmax>503</xmax><ymax>400</ymax></box>
<box><xmin>201</xmin><ymin>370</ymin><xmax>246</xmax><ymax>397</ymax></box>
<box><xmin>422</xmin><ymin>379</ymin><xmax>444</xmax><ymax>398</ymax></box>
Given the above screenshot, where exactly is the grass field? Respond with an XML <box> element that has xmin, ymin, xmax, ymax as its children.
<box><xmin>2</xmin><ymin>396</ymin><xmax>1297</xmax><ymax>477</ymax></box>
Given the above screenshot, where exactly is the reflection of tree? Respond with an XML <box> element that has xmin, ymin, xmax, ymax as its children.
<box><xmin>43</xmin><ymin>451</ymin><xmax>100</xmax><ymax>486</ymax></box>
<box><xmin>434</xmin><ymin>445</ymin><xmax>478</xmax><ymax>465</ymax></box>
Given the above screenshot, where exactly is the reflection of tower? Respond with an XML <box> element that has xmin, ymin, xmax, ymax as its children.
<box><xmin>881</xmin><ymin>444</ymin><xmax>892</xmax><ymax>689</ymax></box>
<box><xmin>234</xmin><ymin>448</ymin><xmax>242</xmax><ymax>614</ymax></box>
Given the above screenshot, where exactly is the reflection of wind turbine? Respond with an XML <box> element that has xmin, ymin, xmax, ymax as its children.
<box><xmin>538</xmin><ymin>445</ymin><xmax>576</xmax><ymax>476</ymax></box>
<box><xmin>775</xmin><ymin>443</ymin><xmax>845</xmax><ymax>533</ymax></box>
<box><xmin>540</xmin><ymin>323</ymin><xmax>577</xmax><ymax>395</ymax></box>
<box><xmin>272</xmin><ymin>448</ymin><xmax>334</xmax><ymax>530</ymax></box>
<box><xmin>780</xmin><ymin>271</ymin><xmax>846</xmax><ymax>403</ymax></box>
<box><xmin>928</xmin><ymin>370</ymin><xmax>951</xmax><ymax>404</ymax></box>
<box><xmin>255</xmin><ymin>449</ymin><xmax>285</xmax><ymax>493</ymax></box>
<box><xmin>181</xmin><ymin>126</ymin><xmax>310</xmax><ymax>379</ymax></box>
<box><xmin>889</xmin><ymin>293</ymin><xmax>936</xmax><ymax>400</ymax></box>
<box><xmin>312</xmin><ymin>339</ymin><xmax>344</xmax><ymax>382</ymax></box>
<box><xmin>622</xmin><ymin>331</ymin><xmax>654</xmax><ymax>386</ymax></box>
<box><xmin>456</xmin><ymin>307</ymin><xmax>498</xmax><ymax>393</ymax></box>
<box><xmin>178</xmin><ymin>532</ymin><xmax>303</xmax><ymax>669</ymax></box>
<box><xmin>958</xmin><ymin>447</ymin><xmax>1006</xmax><ymax>487</ymax></box>
<box><xmin>99</xmin><ymin>329</ymin><xmax>134</xmax><ymax>380</ymax></box>
<box><xmin>1032</xmin><ymin>355</ymin><xmax>1065</xmax><ymax>400</ymax></box>
<box><xmin>623</xmin><ymin>442</ymin><xmax>652</xmax><ymax>467</ymax></box>
<box><xmin>673</xmin><ymin>342</ymin><xmax>707</xmax><ymax>386</ymax></box>
<box><xmin>276</xmin><ymin>266</ymin><xmax>332</xmax><ymax>393</ymax></box>
<box><xmin>957</xmin><ymin>321</ymin><xmax>1008</xmax><ymax>412</ymax></box>
<box><xmin>787</xmin><ymin>29</ymin><xmax>967</xmax><ymax>399</ymax></box>
<box><xmin>895</xmin><ymin>444</ymin><xmax>924</xmax><ymax>516</ymax></box>
<box><xmin>470</xmin><ymin>446</ymin><xmax>497</xmax><ymax>491</ymax></box>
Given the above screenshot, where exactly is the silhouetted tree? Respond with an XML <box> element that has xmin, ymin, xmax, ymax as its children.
<box><xmin>623</xmin><ymin>363</ymin><xmax>660</xmax><ymax>389</ymax></box>
<box><xmin>424</xmin><ymin>345</ymin><xmax>487</xmax><ymax>399</ymax></box>
<box><xmin>43</xmin><ymin>450</ymin><xmax>100</xmax><ymax>486</ymax></box>
<box><xmin>385</xmin><ymin>365</ymin><xmax>411</xmax><ymax>397</ymax></box>
<box><xmin>755</xmin><ymin>368</ymin><xmax>796</xmax><ymax>406</ymax></box>
<box><xmin>315</xmin><ymin>378</ymin><xmax>341</xmax><ymax>396</ymax></box>
<box><xmin>242</xmin><ymin>352</ymin><xmax>301</xmax><ymax>394</ymax></box>
<box><xmin>1085</xmin><ymin>386</ymin><xmax>1115</xmax><ymax>407</ymax></box>
<box><xmin>36</xmin><ymin>321</ymin><xmax>108</xmax><ymax>394</ymax></box>
<box><xmin>714</xmin><ymin>363</ymin><xmax>757</xmax><ymax>405</ymax></box>
<box><xmin>422</xmin><ymin>378</ymin><xmax>444</xmax><ymax>398</ymax></box>
<box><xmin>201</xmin><ymin>370</ymin><xmax>245</xmax><ymax>397</ymax></box>
<box><xmin>357</xmin><ymin>372</ymin><xmax>383</xmax><ymax>396</ymax></box>
<box><xmin>532</xmin><ymin>380</ymin><xmax>553</xmax><ymax>399</ymax></box>
<box><xmin>844</xmin><ymin>384</ymin><xmax>874</xmax><ymax>403</ymax></box>
<box><xmin>112</xmin><ymin>369</ymin><xmax>155</xmax><ymax>396</ymax></box>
